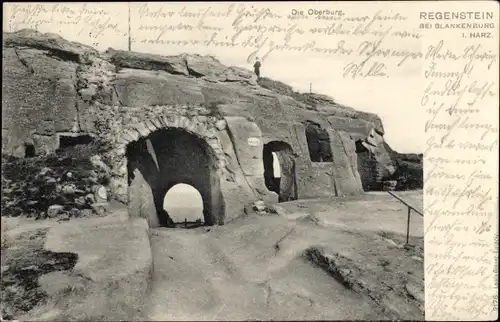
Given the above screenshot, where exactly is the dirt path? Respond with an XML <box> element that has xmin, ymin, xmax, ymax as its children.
<box><xmin>1</xmin><ymin>191</ymin><xmax>423</xmax><ymax>321</ymax></box>
<box><xmin>144</xmin><ymin>216</ymin><xmax>383</xmax><ymax>321</ymax></box>
<box><xmin>144</xmin><ymin>191</ymin><xmax>424</xmax><ymax>321</ymax></box>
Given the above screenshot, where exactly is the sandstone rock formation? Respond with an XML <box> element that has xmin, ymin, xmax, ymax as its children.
<box><xmin>2</xmin><ymin>29</ymin><xmax>422</xmax><ymax>226</ymax></box>
<box><xmin>1</xmin><ymin>143</ymin><xmax>111</xmax><ymax>220</ymax></box>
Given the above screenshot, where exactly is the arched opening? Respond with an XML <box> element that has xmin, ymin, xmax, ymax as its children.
<box><xmin>24</xmin><ymin>143</ymin><xmax>35</xmax><ymax>158</ymax></box>
<box><xmin>163</xmin><ymin>183</ymin><xmax>204</xmax><ymax>228</ymax></box>
<box><xmin>263</xmin><ymin>141</ymin><xmax>298</xmax><ymax>202</ymax></box>
<box><xmin>126</xmin><ymin>127</ymin><xmax>224</xmax><ymax>228</ymax></box>
<box><xmin>305</xmin><ymin>121</ymin><xmax>333</xmax><ymax>162</ymax></box>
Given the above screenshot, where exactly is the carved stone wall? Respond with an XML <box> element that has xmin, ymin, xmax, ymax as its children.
<box><xmin>1</xmin><ymin>30</ymin><xmax>422</xmax><ymax>226</ymax></box>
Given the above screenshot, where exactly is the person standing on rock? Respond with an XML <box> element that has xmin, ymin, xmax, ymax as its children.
<box><xmin>253</xmin><ymin>57</ymin><xmax>262</xmax><ymax>79</ymax></box>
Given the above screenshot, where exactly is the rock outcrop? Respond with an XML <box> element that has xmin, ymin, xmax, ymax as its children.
<box><xmin>383</xmin><ymin>143</ymin><xmax>424</xmax><ymax>191</ymax></box>
<box><xmin>2</xmin><ymin>29</ymin><xmax>422</xmax><ymax>225</ymax></box>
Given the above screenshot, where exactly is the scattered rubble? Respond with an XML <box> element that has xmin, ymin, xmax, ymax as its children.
<box><xmin>1</xmin><ymin>143</ymin><xmax>111</xmax><ymax>220</ymax></box>
<box><xmin>247</xmin><ymin>200</ymin><xmax>278</xmax><ymax>216</ymax></box>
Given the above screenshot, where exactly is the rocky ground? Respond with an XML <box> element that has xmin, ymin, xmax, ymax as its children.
<box><xmin>0</xmin><ymin>144</ymin><xmax>125</xmax><ymax>320</ymax></box>
<box><xmin>1</xmin><ymin>210</ymin><xmax>151</xmax><ymax>321</ymax></box>
<box><xmin>1</xmin><ymin>143</ymin><xmax>112</xmax><ymax>221</ymax></box>
<box><xmin>1</xmin><ymin>219</ymin><xmax>78</xmax><ymax>320</ymax></box>
<box><xmin>145</xmin><ymin>192</ymin><xmax>424</xmax><ymax>321</ymax></box>
<box><xmin>1</xmin><ymin>191</ymin><xmax>423</xmax><ymax>321</ymax></box>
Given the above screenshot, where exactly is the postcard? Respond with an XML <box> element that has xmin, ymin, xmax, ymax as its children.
<box><xmin>2</xmin><ymin>1</ymin><xmax>498</xmax><ymax>321</ymax></box>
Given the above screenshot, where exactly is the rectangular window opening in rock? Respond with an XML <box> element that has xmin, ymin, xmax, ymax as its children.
<box><xmin>56</xmin><ymin>134</ymin><xmax>94</xmax><ymax>152</ymax></box>
<box><xmin>24</xmin><ymin>143</ymin><xmax>36</xmax><ymax>158</ymax></box>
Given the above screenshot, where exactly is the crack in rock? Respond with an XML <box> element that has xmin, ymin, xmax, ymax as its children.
<box><xmin>14</xmin><ymin>48</ymin><xmax>35</xmax><ymax>74</ymax></box>
<box><xmin>273</xmin><ymin>227</ymin><xmax>295</xmax><ymax>254</ymax></box>
<box><xmin>112</xmin><ymin>84</ymin><xmax>125</xmax><ymax>106</ymax></box>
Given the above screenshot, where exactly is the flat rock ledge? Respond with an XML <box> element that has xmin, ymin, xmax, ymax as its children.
<box><xmin>20</xmin><ymin>213</ymin><xmax>153</xmax><ymax>321</ymax></box>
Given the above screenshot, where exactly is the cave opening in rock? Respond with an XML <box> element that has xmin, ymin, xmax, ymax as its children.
<box><xmin>355</xmin><ymin>139</ymin><xmax>376</xmax><ymax>191</ymax></box>
<box><xmin>305</xmin><ymin>121</ymin><xmax>333</xmax><ymax>162</ymax></box>
<box><xmin>24</xmin><ymin>143</ymin><xmax>35</xmax><ymax>158</ymax></box>
<box><xmin>58</xmin><ymin>134</ymin><xmax>94</xmax><ymax>151</ymax></box>
<box><xmin>126</xmin><ymin>127</ymin><xmax>224</xmax><ymax>228</ymax></box>
<box><xmin>163</xmin><ymin>183</ymin><xmax>204</xmax><ymax>228</ymax></box>
<box><xmin>263</xmin><ymin>141</ymin><xmax>298</xmax><ymax>202</ymax></box>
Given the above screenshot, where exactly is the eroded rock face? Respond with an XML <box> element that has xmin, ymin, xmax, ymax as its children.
<box><xmin>107</xmin><ymin>49</ymin><xmax>189</xmax><ymax>76</ymax></box>
<box><xmin>117</xmin><ymin>69</ymin><xmax>205</xmax><ymax>106</ymax></box>
<box><xmin>2</xmin><ymin>30</ymin><xmax>422</xmax><ymax>225</ymax></box>
<box><xmin>2</xmin><ymin>47</ymin><xmax>78</xmax><ymax>156</ymax></box>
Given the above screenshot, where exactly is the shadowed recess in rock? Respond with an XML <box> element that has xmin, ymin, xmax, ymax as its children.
<box><xmin>126</xmin><ymin>127</ymin><xmax>225</xmax><ymax>227</ymax></box>
<box><xmin>24</xmin><ymin>143</ymin><xmax>36</xmax><ymax>157</ymax></box>
<box><xmin>355</xmin><ymin>140</ymin><xmax>377</xmax><ymax>191</ymax></box>
<box><xmin>57</xmin><ymin>134</ymin><xmax>94</xmax><ymax>152</ymax></box>
<box><xmin>304</xmin><ymin>121</ymin><xmax>333</xmax><ymax>162</ymax></box>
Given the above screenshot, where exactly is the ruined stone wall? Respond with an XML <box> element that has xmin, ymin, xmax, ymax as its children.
<box><xmin>2</xmin><ymin>47</ymin><xmax>80</xmax><ymax>156</ymax></box>
<box><xmin>83</xmin><ymin>103</ymin><xmax>267</xmax><ymax>224</ymax></box>
<box><xmin>2</xmin><ymin>30</ymin><xmax>412</xmax><ymax>225</ymax></box>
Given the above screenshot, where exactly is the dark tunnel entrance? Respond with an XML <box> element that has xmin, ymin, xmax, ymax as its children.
<box><xmin>24</xmin><ymin>143</ymin><xmax>35</xmax><ymax>158</ymax></box>
<box><xmin>126</xmin><ymin>128</ymin><xmax>224</xmax><ymax>228</ymax></box>
<box><xmin>305</xmin><ymin>121</ymin><xmax>333</xmax><ymax>162</ymax></box>
<box><xmin>263</xmin><ymin>141</ymin><xmax>298</xmax><ymax>202</ymax></box>
<box><xmin>58</xmin><ymin>134</ymin><xmax>94</xmax><ymax>151</ymax></box>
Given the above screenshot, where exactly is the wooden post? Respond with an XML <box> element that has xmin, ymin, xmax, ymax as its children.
<box><xmin>185</xmin><ymin>218</ymin><xmax>187</xmax><ymax>228</ymax></box>
<box><xmin>128</xmin><ymin>2</ymin><xmax>132</xmax><ymax>51</ymax></box>
<box><xmin>406</xmin><ymin>207</ymin><xmax>411</xmax><ymax>245</ymax></box>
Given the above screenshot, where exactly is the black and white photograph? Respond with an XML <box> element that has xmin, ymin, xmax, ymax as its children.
<box><xmin>1</xmin><ymin>1</ymin><xmax>498</xmax><ymax>321</ymax></box>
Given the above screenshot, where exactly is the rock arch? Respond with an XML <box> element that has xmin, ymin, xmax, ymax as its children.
<box><xmin>263</xmin><ymin>141</ymin><xmax>298</xmax><ymax>202</ymax></box>
<box><xmin>110</xmin><ymin>114</ymin><xmax>228</xmax><ymax>227</ymax></box>
<box><xmin>116</xmin><ymin>115</ymin><xmax>227</xmax><ymax>168</ymax></box>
